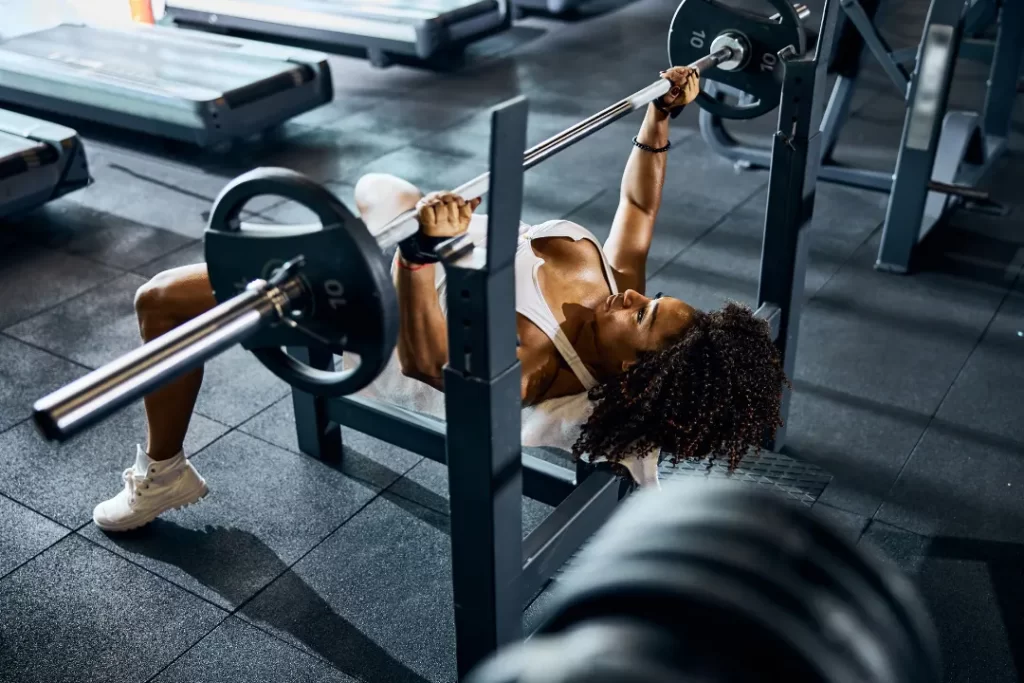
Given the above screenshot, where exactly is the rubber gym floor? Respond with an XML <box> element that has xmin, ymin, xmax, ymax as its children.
<box><xmin>1</xmin><ymin>0</ymin><xmax>1022</xmax><ymax>681</ymax></box>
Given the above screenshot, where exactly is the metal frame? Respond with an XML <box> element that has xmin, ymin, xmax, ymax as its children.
<box><xmin>700</xmin><ymin>0</ymin><xmax>1022</xmax><ymax>274</ymax></box>
<box><xmin>286</xmin><ymin>2</ymin><xmax>839</xmax><ymax>674</ymax></box>
<box><xmin>876</xmin><ymin>0</ymin><xmax>1022</xmax><ymax>272</ymax></box>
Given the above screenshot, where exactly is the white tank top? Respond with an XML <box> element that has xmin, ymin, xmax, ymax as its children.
<box><xmin>353</xmin><ymin>215</ymin><xmax>619</xmax><ymax>417</ymax></box>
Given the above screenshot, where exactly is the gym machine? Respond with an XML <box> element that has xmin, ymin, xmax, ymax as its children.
<box><xmin>512</xmin><ymin>0</ymin><xmax>606</xmax><ymax>16</ymax></box>
<box><xmin>0</xmin><ymin>108</ymin><xmax>90</xmax><ymax>219</ymax></box>
<box><xmin>33</xmin><ymin>0</ymin><xmax>838</xmax><ymax>676</ymax></box>
<box><xmin>163</xmin><ymin>0</ymin><xmax>512</xmax><ymax>68</ymax></box>
<box><xmin>699</xmin><ymin>0</ymin><xmax>1023</xmax><ymax>273</ymax></box>
<box><xmin>0</xmin><ymin>23</ymin><xmax>333</xmax><ymax>147</ymax></box>
<box><xmin>467</xmin><ymin>480</ymin><xmax>942</xmax><ymax>683</ymax></box>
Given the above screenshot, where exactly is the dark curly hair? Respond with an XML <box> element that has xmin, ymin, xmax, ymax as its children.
<box><xmin>572</xmin><ymin>302</ymin><xmax>790</xmax><ymax>471</ymax></box>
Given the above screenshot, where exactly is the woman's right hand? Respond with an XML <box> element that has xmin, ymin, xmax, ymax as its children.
<box><xmin>416</xmin><ymin>191</ymin><xmax>481</xmax><ymax>238</ymax></box>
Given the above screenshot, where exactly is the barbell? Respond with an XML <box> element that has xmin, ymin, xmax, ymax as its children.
<box><xmin>32</xmin><ymin>0</ymin><xmax>816</xmax><ymax>442</ymax></box>
<box><xmin>466</xmin><ymin>481</ymin><xmax>942</xmax><ymax>683</ymax></box>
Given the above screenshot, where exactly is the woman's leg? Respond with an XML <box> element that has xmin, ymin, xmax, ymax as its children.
<box><xmin>94</xmin><ymin>263</ymin><xmax>217</xmax><ymax>531</ymax></box>
<box><xmin>133</xmin><ymin>263</ymin><xmax>218</xmax><ymax>460</ymax></box>
<box><xmin>354</xmin><ymin>173</ymin><xmax>423</xmax><ymax>235</ymax></box>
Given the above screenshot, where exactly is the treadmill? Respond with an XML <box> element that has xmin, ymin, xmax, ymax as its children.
<box><xmin>0</xmin><ymin>108</ymin><xmax>90</xmax><ymax>219</ymax></box>
<box><xmin>512</xmin><ymin>0</ymin><xmax>604</xmax><ymax>14</ymax></box>
<box><xmin>0</xmin><ymin>23</ymin><xmax>333</xmax><ymax>147</ymax></box>
<box><xmin>164</xmin><ymin>0</ymin><xmax>511</xmax><ymax>67</ymax></box>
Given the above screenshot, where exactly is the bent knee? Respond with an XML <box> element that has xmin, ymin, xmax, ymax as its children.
<box><xmin>355</xmin><ymin>173</ymin><xmax>423</xmax><ymax>234</ymax></box>
<box><xmin>135</xmin><ymin>265</ymin><xmax>215</xmax><ymax>333</ymax></box>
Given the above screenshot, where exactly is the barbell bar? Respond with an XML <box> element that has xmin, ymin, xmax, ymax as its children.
<box><xmin>372</xmin><ymin>45</ymin><xmax>734</xmax><ymax>251</ymax></box>
<box><xmin>32</xmin><ymin>260</ymin><xmax>308</xmax><ymax>441</ymax></box>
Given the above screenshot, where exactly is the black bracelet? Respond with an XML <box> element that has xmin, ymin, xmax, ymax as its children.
<box><xmin>398</xmin><ymin>232</ymin><xmax>448</xmax><ymax>264</ymax></box>
<box><xmin>653</xmin><ymin>100</ymin><xmax>684</xmax><ymax>119</ymax></box>
<box><xmin>632</xmin><ymin>136</ymin><xmax>671</xmax><ymax>154</ymax></box>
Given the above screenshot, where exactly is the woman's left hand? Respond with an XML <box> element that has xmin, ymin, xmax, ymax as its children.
<box><xmin>658</xmin><ymin>66</ymin><xmax>701</xmax><ymax>112</ymax></box>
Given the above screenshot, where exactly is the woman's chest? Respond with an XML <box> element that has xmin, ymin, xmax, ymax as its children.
<box><xmin>530</xmin><ymin>237</ymin><xmax>613</xmax><ymax>322</ymax></box>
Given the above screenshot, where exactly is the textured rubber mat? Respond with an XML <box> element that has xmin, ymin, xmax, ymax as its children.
<box><xmin>659</xmin><ymin>451</ymin><xmax>832</xmax><ymax>507</ymax></box>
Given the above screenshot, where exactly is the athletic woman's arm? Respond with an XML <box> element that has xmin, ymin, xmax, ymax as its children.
<box><xmin>393</xmin><ymin>259</ymin><xmax>448</xmax><ymax>390</ymax></box>
<box><xmin>394</xmin><ymin>192</ymin><xmax>480</xmax><ymax>391</ymax></box>
<box><xmin>603</xmin><ymin>67</ymin><xmax>700</xmax><ymax>293</ymax></box>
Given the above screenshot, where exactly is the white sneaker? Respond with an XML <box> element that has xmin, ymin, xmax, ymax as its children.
<box><xmin>93</xmin><ymin>445</ymin><xmax>209</xmax><ymax>532</ymax></box>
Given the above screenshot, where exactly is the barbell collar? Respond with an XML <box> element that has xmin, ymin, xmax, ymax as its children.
<box><xmin>373</xmin><ymin>45</ymin><xmax>734</xmax><ymax>252</ymax></box>
<box><xmin>32</xmin><ymin>274</ymin><xmax>307</xmax><ymax>443</ymax></box>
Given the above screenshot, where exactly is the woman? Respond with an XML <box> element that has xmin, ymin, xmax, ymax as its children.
<box><xmin>93</xmin><ymin>66</ymin><xmax>788</xmax><ymax>532</ymax></box>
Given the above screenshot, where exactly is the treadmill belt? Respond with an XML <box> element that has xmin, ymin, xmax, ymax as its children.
<box><xmin>2</xmin><ymin>25</ymin><xmax>311</xmax><ymax>101</ymax></box>
<box><xmin>173</xmin><ymin>0</ymin><xmax>497</xmax><ymax>23</ymax></box>
<box><xmin>0</xmin><ymin>24</ymin><xmax>333</xmax><ymax>146</ymax></box>
<box><xmin>166</xmin><ymin>0</ymin><xmax>506</xmax><ymax>64</ymax></box>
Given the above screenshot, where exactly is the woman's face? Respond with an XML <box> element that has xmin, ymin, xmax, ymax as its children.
<box><xmin>593</xmin><ymin>289</ymin><xmax>695</xmax><ymax>371</ymax></box>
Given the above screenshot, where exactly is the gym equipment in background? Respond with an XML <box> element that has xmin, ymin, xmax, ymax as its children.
<box><xmin>512</xmin><ymin>0</ymin><xmax>607</xmax><ymax>16</ymax></box>
<box><xmin>467</xmin><ymin>480</ymin><xmax>942</xmax><ymax>683</ymax></box>
<box><xmin>0</xmin><ymin>108</ymin><xmax>90</xmax><ymax>219</ymax></box>
<box><xmin>33</xmin><ymin>0</ymin><xmax>839</xmax><ymax>675</ymax></box>
<box><xmin>0</xmin><ymin>23</ymin><xmax>333</xmax><ymax>147</ymax></box>
<box><xmin>699</xmin><ymin>0</ymin><xmax>1023</xmax><ymax>273</ymax></box>
<box><xmin>163</xmin><ymin>0</ymin><xmax>513</xmax><ymax>68</ymax></box>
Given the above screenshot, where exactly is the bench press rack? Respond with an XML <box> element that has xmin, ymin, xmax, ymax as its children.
<box><xmin>289</xmin><ymin>1</ymin><xmax>840</xmax><ymax>675</ymax></box>
<box><xmin>31</xmin><ymin>1</ymin><xmax>841</xmax><ymax>677</ymax></box>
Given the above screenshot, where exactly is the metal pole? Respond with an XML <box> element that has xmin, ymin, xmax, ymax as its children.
<box><xmin>443</xmin><ymin>98</ymin><xmax>528</xmax><ymax>677</ymax></box>
<box><xmin>32</xmin><ymin>271</ymin><xmax>306</xmax><ymax>441</ymax></box>
<box><xmin>372</xmin><ymin>47</ymin><xmax>734</xmax><ymax>251</ymax></box>
<box><xmin>758</xmin><ymin>0</ymin><xmax>840</xmax><ymax>451</ymax></box>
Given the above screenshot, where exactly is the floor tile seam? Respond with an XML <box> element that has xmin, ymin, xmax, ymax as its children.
<box><xmin>141</xmin><ymin>612</ymin><xmax>234</xmax><ymax>683</ymax></box>
<box><xmin>83</xmin><ymin>137</ymin><xmax>242</xmax><ymax>182</ymax></box>
<box><xmin>0</xmin><ymin>269</ymin><xmax>128</xmax><ymax>337</ymax></box>
<box><xmin>379</xmin><ymin>458</ymin><xmax>451</xmax><ymax>518</ymax></box>
<box><xmin>71</xmin><ymin>526</ymin><xmax>236</xmax><ymax>613</ymax></box>
<box><xmin>229</xmin><ymin>421</ymin><xmax>427</xmax><ymax>493</ymax></box>
<box><xmin>192</xmin><ymin>387</ymin><xmax>293</xmax><ymax>431</ymax></box>
<box><xmin>0</xmin><ymin>415</ymin><xmax>30</xmax><ymax>438</ymax></box>
<box><xmin>97</xmin><ymin>161</ymin><xmax>228</xmax><ymax>207</ymax></box>
<box><xmin>225</xmin><ymin>460</ymin><xmax>422</xmax><ymax>619</ymax></box>
<box><xmin>646</xmin><ymin>181</ymin><xmax>770</xmax><ymax>280</ymax></box>
<box><xmin>0</xmin><ymin>490</ymin><xmax>79</xmax><ymax>533</ymax></box>
<box><xmin>43</xmin><ymin>233</ymin><xmax>149</xmax><ymax>275</ymax></box>
<box><xmin>803</xmin><ymin>222</ymin><xmax>884</xmax><ymax>303</ymax></box>
<box><xmin>178</xmin><ymin>426</ymin><xmax>237</xmax><ymax>463</ymax></box>
<box><xmin>869</xmin><ymin>285</ymin><xmax>1011</xmax><ymax>521</ymax></box>
<box><xmin>234</xmin><ymin>616</ymin><xmax>373</xmax><ymax>683</ymax></box>
<box><xmin>0</xmin><ymin>496</ymin><xmax>75</xmax><ymax>583</ymax></box>
<box><xmin>130</xmin><ymin>240</ymin><xmax>202</xmax><ymax>277</ymax></box>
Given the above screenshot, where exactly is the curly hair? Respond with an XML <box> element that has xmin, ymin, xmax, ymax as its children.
<box><xmin>572</xmin><ymin>302</ymin><xmax>790</xmax><ymax>471</ymax></box>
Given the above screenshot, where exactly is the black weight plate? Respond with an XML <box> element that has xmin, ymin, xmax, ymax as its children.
<box><xmin>205</xmin><ymin>168</ymin><xmax>398</xmax><ymax>397</ymax></box>
<box><xmin>572</xmin><ymin>522</ymin><xmax>885</xmax><ymax>682</ymax></box>
<box><xmin>644</xmin><ymin>522</ymin><xmax>907</xmax><ymax>683</ymax></box>
<box><xmin>564</xmin><ymin>483</ymin><xmax>938</xmax><ymax>683</ymax></box>
<box><xmin>661</xmin><ymin>490</ymin><xmax>933</xmax><ymax>683</ymax></box>
<box><xmin>694</xmin><ymin>491</ymin><xmax>941</xmax><ymax>683</ymax></box>
<box><xmin>467</xmin><ymin>622</ymin><xmax>686</xmax><ymax>683</ymax></box>
<box><xmin>668</xmin><ymin>0</ymin><xmax>806</xmax><ymax>119</ymax></box>
<box><xmin>540</xmin><ymin>558</ymin><xmax>840</xmax><ymax>682</ymax></box>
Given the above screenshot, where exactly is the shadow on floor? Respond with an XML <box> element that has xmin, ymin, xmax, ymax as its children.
<box><xmin>104</xmin><ymin>522</ymin><xmax>434</xmax><ymax>683</ymax></box>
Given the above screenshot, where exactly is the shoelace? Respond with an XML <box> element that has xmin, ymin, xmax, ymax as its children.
<box><xmin>121</xmin><ymin>468</ymin><xmax>151</xmax><ymax>506</ymax></box>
